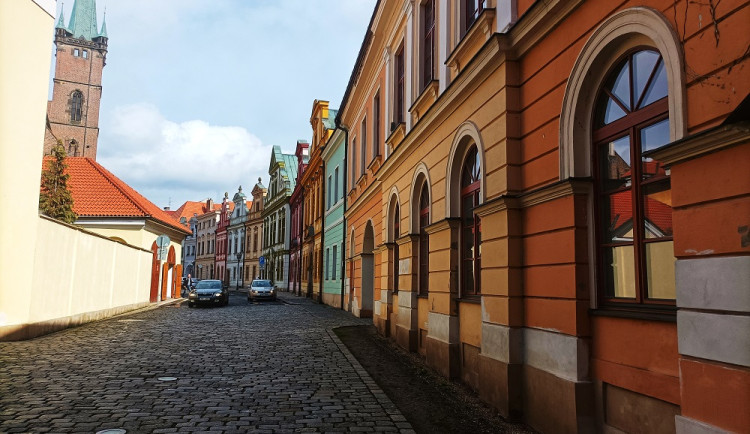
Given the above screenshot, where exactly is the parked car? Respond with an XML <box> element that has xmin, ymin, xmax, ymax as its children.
<box><xmin>188</xmin><ymin>279</ymin><xmax>228</xmax><ymax>307</ymax></box>
<box><xmin>247</xmin><ymin>279</ymin><xmax>276</xmax><ymax>302</ymax></box>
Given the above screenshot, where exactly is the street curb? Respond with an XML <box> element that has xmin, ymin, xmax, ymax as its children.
<box><xmin>326</xmin><ymin>328</ymin><xmax>416</xmax><ymax>434</ymax></box>
<box><xmin>103</xmin><ymin>297</ymin><xmax>185</xmax><ymax>322</ymax></box>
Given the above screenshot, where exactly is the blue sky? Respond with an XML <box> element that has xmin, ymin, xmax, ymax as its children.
<box><xmin>52</xmin><ymin>0</ymin><xmax>376</xmax><ymax>209</ymax></box>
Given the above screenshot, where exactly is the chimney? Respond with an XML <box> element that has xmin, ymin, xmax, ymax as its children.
<box><xmin>163</xmin><ymin>206</ymin><xmax>170</xmax><ymax>211</ymax></box>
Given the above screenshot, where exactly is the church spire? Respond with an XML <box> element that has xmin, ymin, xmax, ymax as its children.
<box><xmin>67</xmin><ymin>0</ymin><xmax>99</xmax><ymax>41</ymax></box>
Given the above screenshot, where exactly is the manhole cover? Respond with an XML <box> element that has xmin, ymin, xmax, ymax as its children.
<box><xmin>96</xmin><ymin>430</ymin><xmax>126</xmax><ymax>434</ymax></box>
<box><xmin>158</xmin><ymin>377</ymin><xmax>177</xmax><ymax>381</ymax></box>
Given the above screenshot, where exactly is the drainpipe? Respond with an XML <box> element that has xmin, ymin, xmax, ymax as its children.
<box><xmin>297</xmin><ymin>186</ymin><xmax>305</xmax><ymax>297</ymax></box>
<box><xmin>319</xmin><ymin>161</ymin><xmax>325</xmax><ymax>304</ymax></box>
<box><xmin>339</xmin><ymin>125</ymin><xmax>349</xmax><ymax>310</ymax></box>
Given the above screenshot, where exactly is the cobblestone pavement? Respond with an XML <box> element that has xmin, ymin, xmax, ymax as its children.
<box><xmin>0</xmin><ymin>292</ymin><xmax>414</xmax><ymax>433</ymax></box>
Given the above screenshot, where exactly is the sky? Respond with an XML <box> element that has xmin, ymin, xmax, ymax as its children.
<box><xmin>52</xmin><ymin>0</ymin><xmax>376</xmax><ymax>209</ymax></box>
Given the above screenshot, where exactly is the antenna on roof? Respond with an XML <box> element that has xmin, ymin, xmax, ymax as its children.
<box><xmin>168</xmin><ymin>197</ymin><xmax>171</xmax><ymax>208</ymax></box>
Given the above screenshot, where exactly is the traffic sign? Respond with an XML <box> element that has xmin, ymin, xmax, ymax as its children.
<box><xmin>259</xmin><ymin>255</ymin><xmax>266</xmax><ymax>269</ymax></box>
<box><xmin>156</xmin><ymin>235</ymin><xmax>170</xmax><ymax>261</ymax></box>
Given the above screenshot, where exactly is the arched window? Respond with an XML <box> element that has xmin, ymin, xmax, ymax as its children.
<box><xmin>70</xmin><ymin>91</ymin><xmax>83</xmax><ymax>123</ymax></box>
<box><xmin>593</xmin><ymin>48</ymin><xmax>675</xmax><ymax>305</ymax></box>
<box><xmin>460</xmin><ymin>147</ymin><xmax>481</xmax><ymax>297</ymax></box>
<box><xmin>418</xmin><ymin>183</ymin><xmax>430</xmax><ymax>296</ymax></box>
<box><xmin>393</xmin><ymin>205</ymin><xmax>400</xmax><ymax>292</ymax></box>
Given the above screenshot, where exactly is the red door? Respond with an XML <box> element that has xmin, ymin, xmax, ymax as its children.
<box><xmin>149</xmin><ymin>241</ymin><xmax>159</xmax><ymax>302</ymax></box>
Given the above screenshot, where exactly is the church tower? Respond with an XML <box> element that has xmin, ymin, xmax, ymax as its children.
<box><xmin>44</xmin><ymin>0</ymin><xmax>108</xmax><ymax>159</ymax></box>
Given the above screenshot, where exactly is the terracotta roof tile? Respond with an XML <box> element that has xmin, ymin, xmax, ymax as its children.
<box><xmin>44</xmin><ymin>157</ymin><xmax>191</xmax><ymax>235</ymax></box>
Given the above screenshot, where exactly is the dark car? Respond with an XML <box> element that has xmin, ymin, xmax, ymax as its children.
<box><xmin>247</xmin><ymin>279</ymin><xmax>276</xmax><ymax>302</ymax></box>
<box><xmin>188</xmin><ymin>279</ymin><xmax>228</xmax><ymax>307</ymax></box>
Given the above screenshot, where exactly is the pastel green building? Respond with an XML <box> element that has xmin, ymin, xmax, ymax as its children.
<box><xmin>321</xmin><ymin>126</ymin><xmax>346</xmax><ymax>308</ymax></box>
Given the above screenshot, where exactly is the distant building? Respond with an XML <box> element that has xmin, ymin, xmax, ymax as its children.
<box><xmin>168</xmin><ymin>200</ymin><xmax>212</xmax><ymax>279</ymax></box>
<box><xmin>44</xmin><ymin>0</ymin><xmax>108</xmax><ymax>158</ymax></box>
<box><xmin>215</xmin><ymin>193</ymin><xmax>234</xmax><ymax>286</ymax></box>
<box><xmin>54</xmin><ymin>157</ymin><xmax>190</xmax><ymax>300</ymax></box>
<box><xmin>261</xmin><ymin>146</ymin><xmax>297</xmax><ymax>290</ymax></box>
<box><xmin>289</xmin><ymin>141</ymin><xmax>309</xmax><ymax>296</ymax></box>
<box><xmin>195</xmin><ymin>199</ymin><xmax>220</xmax><ymax>280</ymax></box>
<box><xmin>227</xmin><ymin>186</ymin><xmax>252</xmax><ymax>289</ymax></box>
<box><xmin>246</xmin><ymin>179</ymin><xmax>267</xmax><ymax>283</ymax></box>
<box><xmin>321</xmin><ymin>124</ymin><xmax>346</xmax><ymax>308</ymax></box>
<box><xmin>300</xmin><ymin>100</ymin><xmax>336</xmax><ymax>302</ymax></box>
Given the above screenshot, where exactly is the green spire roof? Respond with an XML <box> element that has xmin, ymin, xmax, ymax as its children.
<box><xmin>99</xmin><ymin>12</ymin><xmax>108</xmax><ymax>38</ymax></box>
<box><xmin>56</xmin><ymin>5</ymin><xmax>68</xmax><ymax>31</ymax></box>
<box><xmin>67</xmin><ymin>0</ymin><xmax>100</xmax><ymax>40</ymax></box>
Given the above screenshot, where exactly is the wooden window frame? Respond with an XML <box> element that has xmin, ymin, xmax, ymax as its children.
<box><xmin>393</xmin><ymin>205</ymin><xmax>400</xmax><ymax>293</ymax></box>
<box><xmin>422</xmin><ymin>0</ymin><xmax>436</xmax><ymax>91</ymax></box>
<box><xmin>460</xmin><ymin>147</ymin><xmax>481</xmax><ymax>298</ymax></box>
<box><xmin>418</xmin><ymin>184</ymin><xmax>430</xmax><ymax>296</ymax></box>
<box><xmin>395</xmin><ymin>46</ymin><xmax>405</xmax><ymax>126</ymax></box>
<box><xmin>373</xmin><ymin>93</ymin><xmax>381</xmax><ymax>159</ymax></box>
<box><xmin>592</xmin><ymin>48</ymin><xmax>675</xmax><ymax>310</ymax></box>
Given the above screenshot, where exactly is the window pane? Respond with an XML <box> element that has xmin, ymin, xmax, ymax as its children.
<box><xmin>642</xmin><ymin>181</ymin><xmax>672</xmax><ymax>238</ymax></box>
<box><xmin>632</xmin><ymin>50</ymin><xmax>660</xmax><ymax>106</ymax></box>
<box><xmin>462</xmin><ymin>195</ymin><xmax>475</xmax><ymax>225</ymax></box>
<box><xmin>462</xmin><ymin>257</ymin><xmax>475</xmax><ymax>295</ymax></box>
<box><xmin>603</xmin><ymin>96</ymin><xmax>628</xmax><ymax>125</ymax></box>
<box><xmin>610</xmin><ymin>59</ymin><xmax>631</xmax><ymax>110</ymax></box>
<box><xmin>602</xmin><ymin>190</ymin><xmax>635</xmax><ymax>243</ymax></box>
<box><xmin>640</xmin><ymin>61</ymin><xmax>667</xmax><ymax>108</ymax></box>
<box><xmin>599</xmin><ymin>135</ymin><xmax>631</xmax><ymax>191</ymax></box>
<box><xmin>603</xmin><ymin>244</ymin><xmax>636</xmax><ymax>298</ymax></box>
<box><xmin>645</xmin><ymin>241</ymin><xmax>676</xmax><ymax>300</ymax></box>
<box><xmin>640</xmin><ymin>118</ymin><xmax>670</xmax><ymax>154</ymax></box>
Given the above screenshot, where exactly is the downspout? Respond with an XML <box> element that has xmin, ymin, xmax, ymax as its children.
<box><xmin>319</xmin><ymin>162</ymin><xmax>325</xmax><ymax>303</ymax></box>
<box><xmin>339</xmin><ymin>125</ymin><xmax>349</xmax><ymax>310</ymax></box>
<box><xmin>298</xmin><ymin>188</ymin><xmax>305</xmax><ymax>297</ymax></box>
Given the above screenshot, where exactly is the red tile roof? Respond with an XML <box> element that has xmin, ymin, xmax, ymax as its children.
<box><xmin>45</xmin><ymin>157</ymin><xmax>191</xmax><ymax>235</ymax></box>
<box><xmin>611</xmin><ymin>190</ymin><xmax>673</xmax><ymax>236</ymax></box>
<box><xmin>168</xmin><ymin>201</ymin><xmax>207</xmax><ymax>222</ymax></box>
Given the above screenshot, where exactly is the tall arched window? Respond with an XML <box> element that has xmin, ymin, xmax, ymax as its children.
<box><xmin>393</xmin><ymin>205</ymin><xmax>400</xmax><ymax>292</ymax></box>
<box><xmin>593</xmin><ymin>48</ymin><xmax>675</xmax><ymax>306</ymax></box>
<box><xmin>70</xmin><ymin>91</ymin><xmax>83</xmax><ymax>123</ymax></box>
<box><xmin>418</xmin><ymin>184</ymin><xmax>430</xmax><ymax>296</ymax></box>
<box><xmin>460</xmin><ymin>147</ymin><xmax>481</xmax><ymax>297</ymax></box>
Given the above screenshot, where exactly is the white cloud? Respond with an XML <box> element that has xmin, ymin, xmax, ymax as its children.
<box><xmin>99</xmin><ymin>103</ymin><xmax>272</xmax><ymax>208</ymax></box>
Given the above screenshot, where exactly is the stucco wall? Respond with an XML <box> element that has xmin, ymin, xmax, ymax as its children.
<box><xmin>0</xmin><ymin>0</ymin><xmax>54</xmax><ymax>335</ymax></box>
<box><xmin>0</xmin><ymin>217</ymin><xmax>153</xmax><ymax>341</ymax></box>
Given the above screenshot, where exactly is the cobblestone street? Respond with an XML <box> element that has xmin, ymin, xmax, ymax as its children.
<box><xmin>0</xmin><ymin>293</ymin><xmax>414</xmax><ymax>433</ymax></box>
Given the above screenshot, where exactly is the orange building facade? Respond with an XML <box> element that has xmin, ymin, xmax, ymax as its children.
<box><xmin>341</xmin><ymin>0</ymin><xmax>749</xmax><ymax>432</ymax></box>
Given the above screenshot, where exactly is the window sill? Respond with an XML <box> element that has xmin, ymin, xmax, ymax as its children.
<box><xmin>356</xmin><ymin>173</ymin><xmax>368</xmax><ymax>189</ymax></box>
<box><xmin>457</xmin><ymin>295</ymin><xmax>481</xmax><ymax>304</ymax></box>
<box><xmin>367</xmin><ymin>154</ymin><xmax>383</xmax><ymax>172</ymax></box>
<box><xmin>410</xmin><ymin>80</ymin><xmax>439</xmax><ymax>125</ymax></box>
<box><xmin>591</xmin><ymin>305</ymin><xmax>677</xmax><ymax>323</ymax></box>
<box><xmin>446</xmin><ymin>8</ymin><xmax>496</xmax><ymax>79</ymax></box>
<box><xmin>385</xmin><ymin>122</ymin><xmax>406</xmax><ymax>154</ymax></box>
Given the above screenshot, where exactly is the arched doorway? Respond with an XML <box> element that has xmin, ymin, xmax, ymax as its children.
<box><xmin>150</xmin><ymin>241</ymin><xmax>159</xmax><ymax>302</ymax></box>
<box><xmin>361</xmin><ymin>221</ymin><xmax>375</xmax><ymax>318</ymax></box>
<box><xmin>161</xmin><ymin>245</ymin><xmax>176</xmax><ymax>300</ymax></box>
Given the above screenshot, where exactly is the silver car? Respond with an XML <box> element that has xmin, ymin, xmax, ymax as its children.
<box><xmin>248</xmin><ymin>279</ymin><xmax>276</xmax><ymax>302</ymax></box>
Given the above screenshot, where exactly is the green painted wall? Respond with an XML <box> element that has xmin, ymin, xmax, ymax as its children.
<box><xmin>322</xmin><ymin>130</ymin><xmax>346</xmax><ymax>296</ymax></box>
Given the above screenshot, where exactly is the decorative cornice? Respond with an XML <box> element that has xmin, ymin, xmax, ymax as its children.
<box><xmin>645</xmin><ymin>122</ymin><xmax>750</xmax><ymax>167</ymax></box>
<box><xmin>424</xmin><ymin>217</ymin><xmax>460</xmax><ymax>235</ymax></box>
<box><xmin>396</xmin><ymin>233</ymin><xmax>419</xmax><ymax>246</ymax></box>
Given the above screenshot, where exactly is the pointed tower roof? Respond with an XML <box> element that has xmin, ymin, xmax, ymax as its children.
<box><xmin>99</xmin><ymin>11</ymin><xmax>108</xmax><ymax>38</ymax></box>
<box><xmin>56</xmin><ymin>5</ymin><xmax>68</xmax><ymax>31</ymax></box>
<box><xmin>68</xmin><ymin>0</ymin><xmax>99</xmax><ymax>40</ymax></box>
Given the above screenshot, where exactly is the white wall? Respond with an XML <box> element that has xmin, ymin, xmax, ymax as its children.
<box><xmin>1</xmin><ymin>217</ymin><xmax>153</xmax><ymax>340</ymax></box>
<box><xmin>0</xmin><ymin>0</ymin><xmax>54</xmax><ymax>332</ymax></box>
